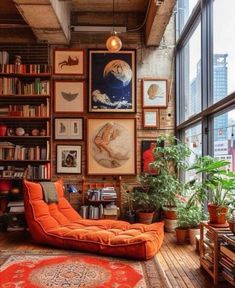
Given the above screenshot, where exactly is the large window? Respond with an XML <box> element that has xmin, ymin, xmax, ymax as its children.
<box><xmin>213</xmin><ymin>0</ymin><xmax>235</xmax><ymax>103</ymax></box>
<box><xmin>182</xmin><ymin>23</ymin><xmax>201</xmax><ymax>121</ymax></box>
<box><xmin>176</xmin><ymin>0</ymin><xmax>199</xmax><ymax>38</ymax></box>
<box><xmin>176</xmin><ymin>0</ymin><xmax>235</xmax><ymax>180</ymax></box>
<box><xmin>212</xmin><ymin>109</ymin><xmax>235</xmax><ymax>172</ymax></box>
<box><xmin>184</xmin><ymin>123</ymin><xmax>202</xmax><ymax>181</ymax></box>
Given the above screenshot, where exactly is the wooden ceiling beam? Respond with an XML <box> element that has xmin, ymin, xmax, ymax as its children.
<box><xmin>13</xmin><ymin>0</ymin><xmax>71</xmax><ymax>44</ymax></box>
<box><xmin>145</xmin><ymin>0</ymin><xmax>176</xmax><ymax>47</ymax></box>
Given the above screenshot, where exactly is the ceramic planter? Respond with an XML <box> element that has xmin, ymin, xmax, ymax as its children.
<box><xmin>189</xmin><ymin>227</ymin><xmax>200</xmax><ymax>245</ymax></box>
<box><xmin>175</xmin><ymin>227</ymin><xmax>188</xmax><ymax>244</ymax></box>
<box><xmin>137</xmin><ymin>211</ymin><xmax>154</xmax><ymax>224</ymax></box>
<box><xmin>228</xmin><ymin>220</ymin><xmax>235</xmax><ymax>234</ymax></box>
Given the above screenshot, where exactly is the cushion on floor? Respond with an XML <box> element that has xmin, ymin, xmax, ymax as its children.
<box><xmin>23</xmin><ymin>179</ymin><xmax>164</xmax><ymax>260</ymax></box>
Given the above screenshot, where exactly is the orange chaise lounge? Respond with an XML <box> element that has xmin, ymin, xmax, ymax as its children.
<box><xmin>23</xmin><ymin>179</ymin><xmax>164</xmax><ymax>260</ymax></box>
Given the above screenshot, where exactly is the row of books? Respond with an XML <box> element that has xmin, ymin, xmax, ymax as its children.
<box><xmin>0</xmin><ymin>141</ymin><xmax>50</xmax><ymax>161</ymax></box>
<box><xmin>0</xmin><ymin>166</ymin><xmax>27</xmax><ymax>179</ymax></box>
<box><xmin>0</xmin><ymin>64</ymin><xmax>50</xmax><ymax>74</ymax></box>
<box><xmin>0</xmin><ymin>78</ymin><xmax>50</xmax><ymax>95</ymax></box>
<box><xmin>27</xmin><ymin>163</ymin><xmax>51</xmax><ymax>180</ymax></box>
<box><xmin>0</xmin><ymin>51</ymin><xmax>9</xmax><ymax>66</ymax></box>
<box><xmin>0</xmin><ymin>101</ymin><xmax>50</xmax><ymax>117</ymax></box>
<box><xmin>87</xmin><ymin>187</ymin><xmax>117</xmax><ymax>201</ymax></box>
<box><xmin>220</xmin><ymin>235</ymin><xmax>235</xmax><ymax>286</ymax></box>
<box><xmin>80</xmin><ymin>203</ymin><xmax>119</xmax><ymax>219</ymax></box>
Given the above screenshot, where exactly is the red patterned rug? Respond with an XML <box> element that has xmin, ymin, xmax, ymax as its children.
<box><xmin>0</xmin><ymin>251</ymin><xmax>169</xmax><ymax>288</ymax></box>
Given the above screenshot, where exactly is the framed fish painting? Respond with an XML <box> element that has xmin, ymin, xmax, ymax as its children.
<box><xmin>88</xmin><ymin>50</ymin><xmax>136</xmax><ymax>113</ymax></box>
<box><xmin>54</xmin><ymin>80</ymin><xmax>85</xmax><ymax>113</ymax></box>
<box><xmin>53</xmin><ymin>49</ymin><xmax>85</xmax><ymax>76</ymax></box>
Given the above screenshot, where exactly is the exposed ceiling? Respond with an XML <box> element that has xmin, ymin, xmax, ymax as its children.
<box><xmin>0</xmin><ymin>0</ymin><xmax>176</xmax><ymax>46</ymax></box>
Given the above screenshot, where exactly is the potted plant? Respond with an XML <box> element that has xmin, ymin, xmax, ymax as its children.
<box><xmin>227</xmin><ymin>205</ymin><xmax>235</xmax><ymax>234</ymax></box>
<box><xmin>131</xmin><ymin>180</ymin><xmax>163</xmax><ymax>224</ymax></box>
<box><xmin>175</xmin><ymin>203</ymin><xmax>190</xmax><ymax>244</ymax></box>
<box><xmin>187</xmin><ymin>155</ymin><xmax>235</xmax><ymax>226</ymax></box>
<box><xmin>145</xmin><ymin>135</ymin><xmax>191</xmax><ymax>230</ymax></box>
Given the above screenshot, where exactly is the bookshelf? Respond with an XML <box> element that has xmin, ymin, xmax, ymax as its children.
<box><xmin>81</xmin><ymin>176</ymin><xmax>121</xmax><ymax>220</ymax></box>
<box><xmin>220</xmin><ymin>234</ymin><xmax>235</xmax><ymax>286</ymax></box>
<box><xmin>199</xmin><ymin>221</ymin><xmax>231</xmax><ymax>285</ymax></box>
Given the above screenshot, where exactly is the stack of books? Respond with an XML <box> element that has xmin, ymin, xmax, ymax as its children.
<box><xmin>220</xmin><ymin>234</ymin><xmax>235</xmax><ymax>286</ymax></box>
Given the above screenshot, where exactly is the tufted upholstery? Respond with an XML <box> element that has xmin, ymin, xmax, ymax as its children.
<box><xmin>23</xmin><ymin>179</ymin><xmax>164</xmax><ymax>260</ymax></box>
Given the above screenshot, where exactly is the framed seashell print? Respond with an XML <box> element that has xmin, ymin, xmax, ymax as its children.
<box><xmin>142</xmin><ymin>78</ymin><xmax>168</xmax><ymax>108</ymax></box>
<box><xmin>54</xmin><ymin>80</ymin><xmax>85</xmax><ymax>113</ymax></box>
<box><xmin>87</xmin><ymin>118</ymin><xmax>136</xmax><ymax>175</ymax></box>
<box><xmin>88</xmin><ymin>50</ymin><xmax>136</xmax><ymax>113</ymax></box>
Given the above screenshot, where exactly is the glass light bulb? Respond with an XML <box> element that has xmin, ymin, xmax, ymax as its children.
<box><xmin>106</xmin><ymin>35</ymin><xmax>122</xmax><ymax>52</ymax></box>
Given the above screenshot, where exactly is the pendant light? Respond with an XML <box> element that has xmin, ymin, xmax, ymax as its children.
<box><xmin>106</xmin><ymin>0</ymin><xmax>122</xmax><ymax>52</ymax></box>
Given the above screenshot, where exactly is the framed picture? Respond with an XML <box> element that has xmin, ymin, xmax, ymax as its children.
<box><xmin>56</xmin><ymin>145</ymin><xmax>82</xmax><ymax>174</ymax></box>
<box><xmin>87</xmin><ymin>118</ymin><xmax>136</xmax><ymax>175</ymax></box>
<box><xmin>142</xmin><ymin>78</ymin><xmax>168</xmax><ymax>108</ymax></box>
<box><xmin>143</xmin><ymin>109</ymin><xmax>159</xmax><ymax>128</ymax></box>
<box><xmin>54</xmin><ymin>49</ymin><xmax>85</xmax><ymax>75</ymax></box>
<box><xmin>54</xmin><ymin>80</ymin><xmax>85</xmax><ymax>113</ymax></box>
<box><xmin>88</xmin><ymin>50</ymin><xmax>136</xmax><ymax>113</ymax></box>
<box><xmin>54</xmin><ymin>118</ymin><xmax>84</xmax><ymax>140</ymax></box>
<box><xmin>141</xmin><ymin>140</ymin><xmax>158</xmax><ymax>174</ymax></box>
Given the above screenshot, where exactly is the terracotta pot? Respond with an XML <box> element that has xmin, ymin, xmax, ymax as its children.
<box><xmin>164</xmin><ymin>208</ymin><xmax>177</xmax><ymax>220</ymax></box>
<box><xmin>228</xmin><ymin>220</ymin><xmax>235</xmax><ymax>234</ymax></box>
<box><xmin>137</xmin><ymin>211</ymin><xmax>154</xmax><ymax>224</ymax></box>
<box><xmin>175</xmin><ymin>227</ymin><xmax>188</xmax><ymax>244</ymax></box>
<box><xmin>208</xmin><ymin>203</ymin><xmax>228</xmax><ymax>224</ymax></box>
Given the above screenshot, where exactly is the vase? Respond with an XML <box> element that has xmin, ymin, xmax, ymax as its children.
<box><xmin>0</xmin><ymin>124</ymin><xmax>7</xmax><ymax>136</ymax></box>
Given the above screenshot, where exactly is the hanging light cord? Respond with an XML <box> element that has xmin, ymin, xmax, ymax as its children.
<box><xmin>112</xmin><ymin>0</ymin><xmax>115</xmax><ymax>34</ymax></box>
<box><xmin>127</xmin><ymin>0</ymin><xmax>152</xmax><ymax>32</ymax></box>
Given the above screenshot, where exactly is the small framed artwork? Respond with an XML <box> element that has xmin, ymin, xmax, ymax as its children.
<box><xmin>143</xmin><ymin>109</ymin><xmax>159</xmax><ymax>128</ymax></box>
<box><xmin>54</xmin><ymin>80</ymin><xmax>85</xmax><ymax>113</ymax></box>
<box><xmin>56</xmin><ymin>145</ymin><xmax>82</xmax><ymax>174</ymax></box>
<box><xmin>54</xmin><ymin>118</ymin><xmax>84</xmax><ymax>140</ymax></box>
<box><xmin>87</xmin><ymin>118</ymin><xmax>136</xmax><ymax>175</ymax></box>
<box><xmin>54</xmin><ymin>49</ymin><xmax>85</xmax><ymax>75</ymax></box>
<box><xmin>88</xmin><ymin>50</ymin><xmax>136</xmax><ymax>113</ymax></box>
<box><xmin>141</xmin><ymin>140</ymin><xmax>163</xmax><ymax>174</ymax></box>
<box><xmin>142</xmin><ymin>78</ymin><xmax>168</xmax><ymax>108</ymax></box>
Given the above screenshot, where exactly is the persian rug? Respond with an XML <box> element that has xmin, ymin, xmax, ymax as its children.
<box><xmin>0</xmin><ymin>250</ymin><xmax>170</xmax><ymax>288</ymax></box>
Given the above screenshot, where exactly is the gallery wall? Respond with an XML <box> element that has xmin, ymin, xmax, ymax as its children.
<box><xmin>50</xmin><ymin>16</ymin><xmax>175</xmax><ymax>207</ymax></box>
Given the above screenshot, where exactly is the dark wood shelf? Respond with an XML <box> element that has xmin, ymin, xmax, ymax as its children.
<box><xmin>0</xmin><ymin>94</ymin><xmax>50</xmax><ymax>98</ymax></box>
<box><xmin>0</xmin><ymin>73</ymin><xmax>51</xmax><ymax>77</ymax></box>
<box><xmin>0</xmin><ymin>117</ymin><xmax>50</xmax><ymax>120</ymax></box>
<box><xmin>0</xmin><ymin>160</ymin><xmax>50</xmax><ymax>163</ymax></box>
<box><xmin>0</xmin><ymin>136</ymin><xmax>50</xmax><ymax>139</ymax></box>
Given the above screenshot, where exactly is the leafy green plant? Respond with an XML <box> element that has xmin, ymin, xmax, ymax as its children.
<box><xmin>144</xmin><ymin>135</ymin><xmax>191</xmax><ymax>208</ymax></box>
<box><xmin>176</xmin><ymin>203</ymin><xmax>206</xmax><ymax>229</ymax></box>
<box><xmin>187</xmin><ymin>155</ymin><xmax>235</xmax><ymax>208</ymax></box>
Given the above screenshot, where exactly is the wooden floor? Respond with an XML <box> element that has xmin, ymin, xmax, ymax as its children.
<box><xmin>0</xmin><ymin>230</ymin><xmax>233</xmax><ymax>288</ymax></box>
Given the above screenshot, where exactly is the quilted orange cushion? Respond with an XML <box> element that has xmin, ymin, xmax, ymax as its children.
<box><xmin>23</xmin><ymin>179</ymin><xmax>164</xmax><ymax>260</ymax></box>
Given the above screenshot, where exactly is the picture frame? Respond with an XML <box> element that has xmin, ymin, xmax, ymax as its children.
<box><xmin>143</xmin><ymin>109</ymin><xmax>159</xmax><ymax>128</ymax></box>
<box><xmin>141</xmin><ymin>140</ymin><xmax>164</xmax><ymax>175</ymax></box>
<box><xmin>54</xmin><ymin>80</ymin><xmax>85</xmax><ymax>113</ymax></box>
<box><xmin>54</xmin><ymin>118</ymin><xmax>84</xmax><ymax>140</ymax></box>
<box><xmin>87</xmin><ymin>118</ymin><xmax>136</xmax><ymax>175</ymax></box>
<box><xmin>142</xmin><ymin>78</ymin><xmax>168</xmax><ymax>108</ymax></box>
<box><xmin>56</xmin><ymin>145</ymin><xmax>82</xmax><ymax>174</ymax></box>
<box><xmin>88</xmin><ymin>50</ymin><xmax>136</xmax><ymax>113</ymax></box>
<box><xmin>53</xmin><ymin>49</ymin><xmax>85</xmax><ymax>75</ymax></box>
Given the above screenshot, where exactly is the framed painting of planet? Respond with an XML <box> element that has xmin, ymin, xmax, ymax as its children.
<box><xmin>54</xmin><ymin>80</ymin><xmax>85</xmax><ymax>113</ymax></box>
<box><xmin>87</xmin><ymin>118</ymin><xmax>136</xmax><ymax>175</ymax></box>
<box><xmin>142</xmin><ymin>78</ymin><xmax>168</xmax><ymax>108</ymax></box>
<box><xmin>88</xmin><ymin>50</ymin><xmax>136</xmax><ymax>113</ymax></box>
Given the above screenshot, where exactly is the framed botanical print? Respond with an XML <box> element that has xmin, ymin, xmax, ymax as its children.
<box><xmin>143</xmin><ymin>109</ymin><xmax>159</xmax><ymax>128</ymax></box>
<box><xmin>53</xmin><ymin>49</ymin><xmax>85</xmax><ymax>75</ymax></box>
<box><xmin>142</xmin><ymin>78</ymin><xmax>168</xmax><ymax>108</ymax></box>
<box><xmin>87</xmin><ymin>118</ymin><xmax>136</xmax><ymax>175</ymax></box>
<box><xmin>54</xmin><ymin>80</ymin><xmax>85</xmax><ymax>113</ymax></box>
<box><xmin>88</xmin><ymin>50</ymin><xmax>136</xmax><ymax>112</ymax></box>
<box><xmin>56</xmin><ymin>145</ymin><xmax>82</xmax><ymax>174</ymax></box>
<box><xmin>54</xmin><ymin>118</ymin><xmax>84</xmax><ymax>140</ymax></box>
